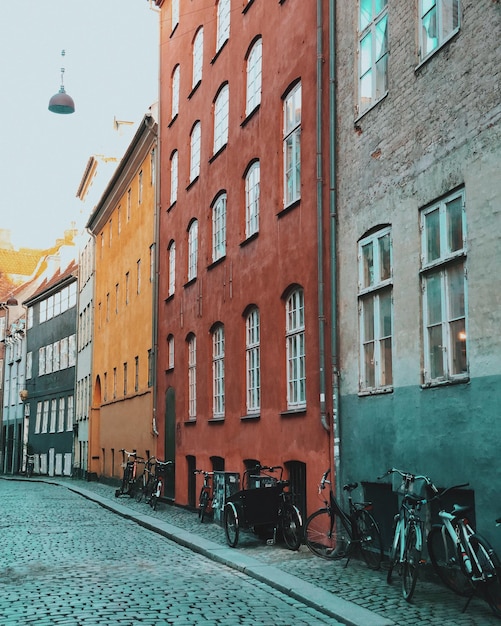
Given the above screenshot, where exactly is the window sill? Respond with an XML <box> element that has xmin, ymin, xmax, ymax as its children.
<box><xmin>243</xmin><ymin>0</ymin><xmax>256</xmax><ymax>13</ymax></box>
<box><xmin>209</xmin><ymin>143</ymin><xmax>227</xmax><ymax>163</ymax></box>
<box><xmin>415</xmin><ymin>29</ymin><xmax>460</xmax><ymax>73</ymax></box>
<box><xmin>165</xmin><ymin>293</ymin><xmax>174</xmax><ymax>303</ymax></box>
<box><xmin>280</xmin><ymin>408</ymin><xmax>306</xmax><ymax>418</ymax></box>
<box><xmin>211</xmin><ymin>39</ymin><xmax>228</xmax><ymax>65</ymax></box>
<box><xmin>188</xmin><ymin>80</ymin><xmax>201</xmax><ymax>100</ymax></box>
<box><xmin>421</xmin><ymin>376</ymin><xmax>469</xmax><ymax>390</ymax></box>
<box><xmin>241</xmin><ymin>105</ymin><xmax>260</xmax><ymax>128</ymax></box>
<box><xmin>168</xmin><ymin>114</ymin><xmax>178</xmax><ymax>129</ymax></box>
<box><xmin>186</xmin><ymin>176</ymin><xmax>199</xmax><ymax>191</ymax></box>
<box><xmin>277</xmin><ymin>199</ymin><xmax>300</xmax><ymax>218</ymax></box>
<box><xmin>184</xmin><ymin>418</ymin><xmax>197</xmax><ymax>426</ymax></box>
<box><xmin>354</xmin><ymin>91</ymin><xmax>388</xmax><ymax>128</ymax></box>
<box><xmin>240</xmin><ymin>232</ymin><xmax>258</xmax><ymax>247</ymax></box>
<box><xmin>208</xmin><ymin>256</ymin><xmax>226</xmax><ymax>271</ymax></box>
<box><xmin>241</xmin><ymin>413</ymin><xmax>260</xmax><ymax>421</ymax></box>
<box><xmin>184</xmin><ymin>277</ymin><xmax>197</xmax><ymax>289</ymax></box>
<box><xmin>358</xmin><ymin>387</ymin><xmax>393</xmax><ymax>397</ymax></box>
<box><xmin>167</xmin><ymin>200</ymin><xmax>176</xmax><ymax>212</ymax></box>
<box><xmin>208</xmin><ymin>417</ymin><xmax>225</xmax><ymax>424</ymax></box>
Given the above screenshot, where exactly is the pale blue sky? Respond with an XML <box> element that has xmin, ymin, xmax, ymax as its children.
<box><xmin>0</xmin><ymin>0</ymin><xmax>159</xmax><ymax>250</ymax></box>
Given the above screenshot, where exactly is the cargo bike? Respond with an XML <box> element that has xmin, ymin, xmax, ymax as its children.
<box><xmin>223</xmin><ymin>464</ymin><xmax>303</xmax><ymax>550</ymax></box>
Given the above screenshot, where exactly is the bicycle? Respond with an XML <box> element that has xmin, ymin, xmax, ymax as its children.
<box><xmin>115</xmin><ymin>449</ymin><xmax>143</xmax><ymax>497</ymax></box>
<box><xmin>427</xmin><ymin>484</ymin><xmax>501</xmax><ymax>617</ymax></box>
<box><xmin>149</xmin><ymin>459</ymin><xmax>173</xmax><ymax>510</ymax></box>
<box><xmin>135</xmin><ymin>456</ymin><xmax>157</xmax><ymax>503</ymax></box>
<box><xmin>194</xmin><ymin>469</ymin><xmax>214</xmax><ymax>522</ymax></box>
<box><xmin>378</xmin><ymin>468</ymin><xmax>436</xmax><ymax>601</ymax></box>
<box><xmin>26</xmin><ymin>454</ymin><xmax>35</xmax><ymax>478</ymax></box>
<box><xmin>304</xmin><ymin>468</ymin><xmax>383</xmax><ymax>570</ymax></box>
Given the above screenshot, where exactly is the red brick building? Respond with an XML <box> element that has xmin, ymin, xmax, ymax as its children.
<box><xmin>154</xmin><ymin>0</ymin><xmax>332</xmax><ymax>518</ymax></box>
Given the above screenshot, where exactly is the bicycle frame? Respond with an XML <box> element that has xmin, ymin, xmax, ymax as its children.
<box><xmin>392</xmin><ymin>497</ymin><xmax>424</xmax><ymax>565</ymax></box>
<box><xmin>436</xmin><ymin>510</ymin><xmax>479</xmax><ymax>579</ymax></box>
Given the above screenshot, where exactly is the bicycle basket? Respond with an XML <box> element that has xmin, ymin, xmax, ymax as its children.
<box><xmin>392</xmin><ymin>474</ymin><xmax>429</xmax><ymax>498</ymax></box>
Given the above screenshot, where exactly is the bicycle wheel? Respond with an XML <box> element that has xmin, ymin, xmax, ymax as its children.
<box><xmin>135</xmin><ymin>477</ymin><xmax>145</xmax><ymax>502</ymax></box>
<box><xmin>427</xmin><ymin>525</ymin><xmax>472</xmax><ymax>596</ymax></box>
<box><xmin>199</xmin><ymin>489</ymin><xmax>209</xmax><ymax>523</ymax></box>
<box><xmin>356</xmin><ymin>510</ymin><xmax>383</xmax><ymax>570</ymax></box>
<box><xmin>224</xmin><ymin>503</ymin><xmax>239</xmax><ymax>547</ymax></box>
<box><xmin>402</xmin><ymin>522</ymin><xmax>421</xmax><ymax>602</ymax></box>
<box><xmin>469</xmin><ymin>533</ymin><xmax>501</xmax><ymax>618</ymax></box>
<box><xmin>387</xmin><ymin>518</ymin><xmax>401</xmax><ymax>584</ymax></box>
<box><xmin>304</xmin><ymin>509</ymin><xmax>349</xmax><ymax>559</ymax></box>
<box><xmin>281</xmin><ymin>503</ymin><xmax>302</xmax><ymax>551</ymax></box>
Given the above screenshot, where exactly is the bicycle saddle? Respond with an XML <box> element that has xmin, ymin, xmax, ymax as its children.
<box><xmin>451</xmin><ymin>504</ymin><xmax>472</xmax><ymax>517</ymax></box>
<box><xmin>343</xmin><ymin>482</ymin><xmax>358</xmax><ymax>492</ymax></box>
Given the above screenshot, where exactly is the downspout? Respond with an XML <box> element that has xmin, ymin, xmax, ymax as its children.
<box><xmin>329</xmin><ymin>0</ymin><xmax>341</xmax><ymax>495</ymax></box>
<box><xmin>317</xmin><ymin>0</ymin><xmax>329</xmax><ymax>433</ymax></box>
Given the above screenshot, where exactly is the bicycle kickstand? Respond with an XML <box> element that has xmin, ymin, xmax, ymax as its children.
<box><xmin>266</xmin><ymin>527</ymin><xmax>277</xmax><ymax>546</ymax></box>
<box><xmin>461</xmin><ymin>592</ymin><xmax>475</xmax><ymax>614</ymax></box>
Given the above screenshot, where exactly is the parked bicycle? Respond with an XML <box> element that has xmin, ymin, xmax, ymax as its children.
<box><xmin>149</xmin><ymin>459</ymin><xmax>173</xmax><ymax>510</ymax></box>
<box><xmin>378</xmin><ymin>468</ymin><xmax>435</xmax><ymax>601</ymax></box>
<box><xmin>427</xmin><ymin>484</ymin><xmax>501</xmax><ymax>617</ymax></box>
<box><xmin>135</xmin><ymin>456</ymin><xmax>157</xmax><ymax>503</ymax></box>
<box><xmin>115</xmin><ymin>449</ymin><xmax>143</xmax><ymax>497</ymax></box>
<box><xmin>304</xmin><ymin>468</ymin><xmax>382</xmax><ymax>570</ymax></box>
<box><xmin>26</xmin><ymin>454</ymin><xmax>35</xmax><ymax>478</ymax></box>
<box><xmin>194</xmin><ymin>469</ymin><xmax>214</xmax><ymax>522</ymax></box>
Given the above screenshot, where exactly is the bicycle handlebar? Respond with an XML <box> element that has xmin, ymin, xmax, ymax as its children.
<box><xmin>120</xmin><ymin>449</ymin><xmax>143</xmax><ymax>460</ymax></box>
<box><xmin>156</xmin><ymin>459</ymin><xmax>173</xmax><ymax>467</ymax></box>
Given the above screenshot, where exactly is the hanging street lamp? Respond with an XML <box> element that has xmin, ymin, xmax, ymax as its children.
<box><xmin>48</xmin><ymin>50</ymin><xmax>75</xmax><ymax>115</ymax></box>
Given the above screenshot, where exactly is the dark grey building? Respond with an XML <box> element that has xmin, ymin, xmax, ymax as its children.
<box><xmin>24</xmin><ymin>259</ymin><xmax>78</xmax><ymax>476</ymax></box>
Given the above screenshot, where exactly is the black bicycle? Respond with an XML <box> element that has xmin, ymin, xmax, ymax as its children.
<box><xmin>135</xmin><ymin>456</ymin><xmax>157</xmax><ymax>503</ymax></box>
<box><xmin>304</xmin><ymin>469</ymin><xmax>383</xmax><ymax>570</ymax></box>
<box><xmin>194</xmin><ymin>469</ymin><xmax>214</xmax><ymax>522</ymax></box>
<box><xmin>149</xmin><ymin>459</ymin><xmax>173</xmax><ymax>510</ymax></box>
<box><xmin>115</xmin><ymin>449</ymin><xmax>143</xmax><ymax>497</ymax></box>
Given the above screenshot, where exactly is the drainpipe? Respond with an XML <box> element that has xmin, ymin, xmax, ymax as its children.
<box><xmin>329</xmin><ymin>0</ymin><xmax>341</xmax><ymax>496</ymax></box>
<box><xmin>317</xmin><ymin>0</ymin><xmax>329</xmax><ymax>434</ymax></box>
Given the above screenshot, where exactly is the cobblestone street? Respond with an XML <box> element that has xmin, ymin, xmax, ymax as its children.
<box><xmin>2</xmin><ymin>477</ymin><xmax>501</xmax><ymax>625</ymax></box>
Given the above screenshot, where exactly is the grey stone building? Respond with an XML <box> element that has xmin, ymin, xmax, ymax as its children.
<box><xmin>334</xmin><ymin>1</ymin><xmax>501</xmax><ymax>547</ymax></box>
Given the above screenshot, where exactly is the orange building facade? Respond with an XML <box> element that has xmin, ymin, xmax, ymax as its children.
<box><xmin>87</xmin><ymin>113</ymin><xmax>159</xmax><ymax>479</ymax></box>
<box><xmin>154</xmin><ymin>0</ymin><xmax>333</xmax><ymax>518</ymax></box>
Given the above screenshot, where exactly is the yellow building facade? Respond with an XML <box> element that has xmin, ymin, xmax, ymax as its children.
<box><xmin>87</xmin><ymin>112</ymin><xmax>158</xmax><ymax>479</ymax></box>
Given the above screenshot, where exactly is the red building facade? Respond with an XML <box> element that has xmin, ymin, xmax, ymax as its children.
<box><xmin>154</xmin><ymin>0</ymin><xmax>332</xmax><ymax>518</ymax></box>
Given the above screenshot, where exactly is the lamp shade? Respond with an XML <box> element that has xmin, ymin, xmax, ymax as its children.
<box><xmin>48</xmin><ymin>87</ymin><xmax>75</xmax><ymax>114</ymax></box>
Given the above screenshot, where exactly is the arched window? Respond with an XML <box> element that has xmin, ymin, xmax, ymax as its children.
<box><xmin>245</xmin><ymin>160</ymin><xmax>260</xmax><ymax>238</ymax></box>
<box><xmin>187</xmin><ymin>334</ymin><xmax>197</xmax><ymax>420</ymax></box>
<box><xmin>168</xmin><ymin>240</ymin><xmax>176</xmax><ymax>296</ymax></box>
<box><xmin>192</xmin><ymin>27</ymin><xmax>204</xmax><ymax>88</ymax></box>
<box><xmin>246</xmin><ymin>38</ymin><xmax>262</xmax><ymax>116</ymax></box>
<box><xmin>213</xmin><ymin>84</ymin><xmax>229</xmax><ymax>154</ymax></box>
<box><xmin>246</xmin><ymin>307</ymin><xmax>260</xmax><ymax>414</ymax></box>
<box><xmin>283</xmin><ymin>82</ymin><xmax>301</xmax><ymax>206</ymax></box>
<box><xmin>212</xmin><ymin>325</ymin><xmax>225</xmax><ymax>418</ymax></box>
<box><xmin>190</xmin><ymin>122</ymin><xmax>201</xmax><ymax>182</ymax></box>
<box><xmin>171</xmin><ymin>64</ymin><xmax>180</xmax><ymax>120</ymax></box>
<box><xmin>212</xmin><ymin>192</ymin><xmax>227</xmax><ymax>262</ymax></box>
<box><xmin>170</xmin><ymin>150</ymin><xmax>178</xmax><ymax>206</ymax></box>
<box><xmin>285</xmin><ymin>287</ymin><xmax>305</xmax><ymax>408</ymax></box>
<box><xmin>187</xmin><ymin>220</ymin><xmax>198</xmax><ymax>281</ymax></box>
<box><xmin>216</xmin><ymin>0</ymin><xmax>230</xmax><ymax>51</ymax></box>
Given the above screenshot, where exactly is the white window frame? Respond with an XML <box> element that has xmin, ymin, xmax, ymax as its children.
<box><xmin>170</xmin><ymin>150</ymin><xmax>178</xmax><ymax>205</ymax></box>
<box><xmin>246</xmin><ymin>308</ymin><xmax>260</xmax><ymax>414</ymax></box>
<box><xmin>246</xmin><ymin>38</ymin><xmax>262</xmax><ymax>116</ymax></box>
<box><xmin>58</xmin><ymin>397</ymin><xmax>65</xmax><ymax>432</ymax></box>
<box><xmin>192</xmin><ymin>27</ymin><xmax>203</xmax><ymax>88</ymax></box>
<box><xmin>358</xmin><ymin>227</ymin><xmax>393</xmax><ymax>392</ymax></box>
<box><xmin>35</xmin><ymin>401</ymin><xmax>42</xmax><ymax>434</ymax></box>
<box><xmin>421</xmin><ymin>189</ymin><xmax>468</xmax><ymax>384</ymax></box>
<box><xmin>216</xmin><ymin>0</ymin><xmax>230</xmax><ymax>52</ymax></box>
<box><xmin>188</xmin><ymin>334</ymin><xmax>197</xmax><ymax>420</ymax></box>
<box><xmin>245</xmin><ymin>161</ymin><xmax>260</xmax><ymax>238</ymax></box>
<box><xmin>286</xmin><ymin>288</ymin><xmax>306</xmax><ymax>409</ymax></box>
<box><xmin>168</xmin><ymin>240</ymin><xmax>176</xmax><ymax>296</ymax></box>
<box><xmin>171</xmin><ymin>0</ymin><xmax>179</xmax><ymax>32</ymax></box>
<box><xmin>172</xmin><ymin>65</ymin><xmax>180</xmax><ymax>120</ymax></box>
<box><xmin>168</xmin><ymin>335</ymin><xmax>175</xmax><ymax>370</ymax></box>
<box><xmin>283</xmin><ymin>82</ymin><xmax>301</xmax><ymax>207</ymax></box>
<box><xmin>212</xmin><ymin>325</ymin><xmax>225</xmax><ymax>419</ymax></box>
<box><xmin>188</xmin><ymin>220</ymin><xmax>198</xmax><ymax>281</ymax></box>
<box><xmin>213</xmin><ymin>84</ymin><xmax>229</xmax><ymax>154</ymax></box>
<box><xmin>358</xmin><ymin>0</ymin><xmax>388</xmax><ymax>115</ymax></box>
<box><xmin>419</xmin><ymin>0</ymin><xmax>460</xmax><ymax>62</ymax></box>
<box><xmin>190</xmin><ymin>122</ymin><xmax>201</xmax><ymax>182</ymax></box>
<box><xmin>212</xmin><ymin>193</ymin><xmax>227</xmax><ymax>262</ymax></box>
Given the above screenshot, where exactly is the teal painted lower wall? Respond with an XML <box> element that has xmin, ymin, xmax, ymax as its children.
<box><xmin>339</xmin><ymin>375</ymin><xmax>501</xmax><ymax>551</ymax></box>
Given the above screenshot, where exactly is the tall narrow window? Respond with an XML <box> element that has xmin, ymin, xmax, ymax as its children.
<box><xmin>359</xmin><ymin>0</ymin><xmax>388</xmax><ymax>115</ymax></box>
<box><xmin>358</xmin><ymin>227</ymin><xmax>393</xmax><ymax>391</ymax></box>
<box><xmin>246</xmin><ymin>38</ymin><xmax>262</xmax><ymax>116</ymax></box>
<box><xmin>188</xmin><ymin>334</ymin><xmax>197</xmax><ymax>420</ymax></box>
<box><xmin>286</xmin><ymin>288</ymin><xmax>305</xmax><ymax>409</ymax></box>
<box><xmin>123</xmin><ymin>362</ymin><xmax>128</xmax><ymax>396</ymax></box>
<box><xmin>168</xmin><ymin>335</ymin><xmax>175</xmax><ymax>369</ymax></box>
<box><xmin>283</xmin><ymin>82</ymin><xmax>301</xmax><ymax>206</ymax></box>
<box><xmin>138</xmin><ymin>170</ymin><xmax>143</xmax><ymax>204</ymax></box>
<box><xmin>421</xmin><ymin>190</ymin><xmax>467</xmax><ymax>384</ymax></box>
<box><xmin>212</xmin><ymin>193</ymin><xmax>227</xmax><ymax>262</ymax></box>
<box><xmin>419</xmin><ymin>0</ymin><xmax>460</xmax><ymax>60</ymax></box>
<box><xmin>213</xmin><ymin>84</ymin><xmax>229</xmax><ymax>154</ymax></box>
<box><xmin>216</xmin><ymin>0</ymin><xmax>230</xmax><ymax>52</ymax></box>
<box><xmin>150</xmin><ymin>148</ymin><xmax>156</xmax><ymax>186</ymax></box>
<box><xmin>136</xmin><ymin>259</ymin><xmax>141</xmax><ymax>295</ymax></box>
<box><xmin>245</xmin><ymin>161</ymin><xmax>260</xmax><ymax>238</ymax></box>
<box><xmin>58</xmin><ymin>397</ymin><xmax>65</xmax><ymax>432</ymax></box>
<box><xmin>188</xmin><ymin>220</ymin><xmax>198</xmax><ymax>281</ymax></box>
<box><xmin>171</xmin><ymin>0</ymin><xmax>179</xmax><ymax>32</ymax></box>
<box><xmin>171</xmin><ymin>65</ymin><xmax>180</xmax><ymax>120</ymax></box>
<box><xmin>190</xmin><ymin>122</ymin><xmax>201</xmax><ymax>182</ymax></box>
<box><xmin>135</xmin><ymin>356</ymin><xmax>139</xmax><ymax>392</ymax></box>
<box><xmin>212</xmin><ymin>325</ymin><xmax>225</xmax><ymax>419</ymax></box>
<box><xmin>168</xmin><ymin>240</ymin><xmax>176</xmax><ymax>296</ymax></box>
<box><xmin>192</xmin><ymin>27</ymin><xmax>204</xmax><ymax>88</ymax></box>
<box><xmin>246</xmin><ymin>308</ymin><xmax>260</xmax><ymax>414</ymax></box>
<box><xmin>170</xmin><ymin>150</ymin><xmax>178</xmax><ymax>205</ymax></box>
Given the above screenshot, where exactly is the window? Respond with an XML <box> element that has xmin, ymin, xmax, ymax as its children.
<box><xmin>213</xmin><ymin>84</ymin><xmax>229</xmax><ymax>154</ymax></box>
<box><xmin>168</xmin><ymin>240</ymin><xmax>176</xmax><ymax>296</ymax></box>
<box><xmin>188</xmin><ymin>220</ymin><xmax>198</xmax><ymax>281</ymax></box>
<box><xmin>168</xmin><ymin>335</ymin><xmax>175</xmax><ymax>369</ymax></box>
<box><xmin>246</xmin><ymin>308</ymin><xmax>260</xmax><ymax>414</ymax></box>
<box><xmin>188</xmin><ymin>334</ymin><xmax>196</xmax><ymax>420</ymax></box>
<box><xmin>283</xmin><ymin>82</ymin><xmax>301</xmax><ymax>206</ymax></box>
<box><xmin>170</xmin><ymin>150</ymin><xmax>178</xmax><ymax>205</ymax></box>
<box><xmin>246</xmin><ymin>38</ymin><xmax>262</xmax><ymax>116</ymax></box>
<box><xmin>35</xmin><ymin>401</ymin><xmax>42</xmax><ymax>434</ymax></box>
<box><xmin>127</xmin><ymin>188</ymin><xmax>131</xmax><ymax>221</ymax></box>
<box><xmin>172</xmin><ymin>0</ymin><xmax>179</xmax><ymax>31</ymax></box>
<box><xmin>50</xmin><ymin>399</ymin><xmax>57</xmax><ymax>433</ymax></box>
<box><xmin>135</xmin><ymin>356</ymin><xmax>139</xmax><ymax>392</ymax></box>
<box><xmin>58</xmin><ymin>397</ymin><xmax>65</xmax><ymax>432</ymax></box>
<box><xmin>190</xmin><ymin>122</ymin><xmax>201</xmax><ymax>182</ymax></box>
<box><xmin>212</xmin><ymin>193</ymin><xmax>227</xmax><ymax>262</ymax></box>
<box><xmin>138</xmin><ymin>170</ymin><xmax>143</xmax><ymax>205</ymax></box>
<box><xmin>42</xmin><ymin>400</ymin><xmax>49</xmax><ymax>433</ymax></box>
<box><xmin>359</xmin><ymin>0</ymin><xmax>388</xmax><ymax>115</ymax></box>
<box><xmin>358</xmin><ymin>227</ymin><xmax>393</xmax><ymax>391</ymax></box>
<box><xmin>192</xmin><ymin>27</ymin><xmax>203</xmax><ymax>88</ymax></box>
<box><xmin>150</xmin><ymin>244</ymin><xmax>155</xmax><ymax>283</ymax></box>
<box><xmin>125</xmin><ymin>272</ymin><xmax>130</xmax><ymax>305</ymax></box>
<box><xmin>137</xmin><ymin>259</ymin><xmax>141</xmax><ymax>294</ymax></box>
<box><xmin>172</xmin><ymin>65</ymin><xmax>180</xmax><ymax>120</ymax></box>
<box><xmin>150</xmin><ymin>149</ymin><xmax>156</xmax><ymax>186</ymax></box>
<box><xmin>123</xmin><ymin>362</ymin><xmax>128</xmax><ymax>396</ymax></box>
<box><xmin>67</xmin><ymin>395</ymin><xmax>74</xmax><ymax>431</ymax></box>
<box><xmin>286</xmin><ymin>288</ymin><xmax>305</xmax><ymax>408</ymax></box>
<box><xmin>421</xmin><ymin>190</ymin><xmax>467</xmax><ymax>384</ymax></box>
<box><xmin>212</xmin><ymin>325</ymin><xmax>225</xmax><ymax>418</ymax></box>
<box><xmin>216</xmin><ymin>0</ymin><xmax>230</xmax><ymax>52</ymax></box>
<box><xmin>419</xmin><ymin>0</ymin><xmax>460</xmax><ymax>61</ymax></box>
<box><xmin>245</xmin><ymin>161</ymin><xmax>260</xmax><ymax>238</ymax></box>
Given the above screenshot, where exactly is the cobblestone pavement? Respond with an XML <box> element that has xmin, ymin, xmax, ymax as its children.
<box><xmin>3</xmin><ymin>477</ymin><xmax>501</xmax><ymax>625</ymax></box>
<box><xmin>0</xmin><ymin>479</ymin><xmax>343</xmax><ymax>626</ymax></box>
